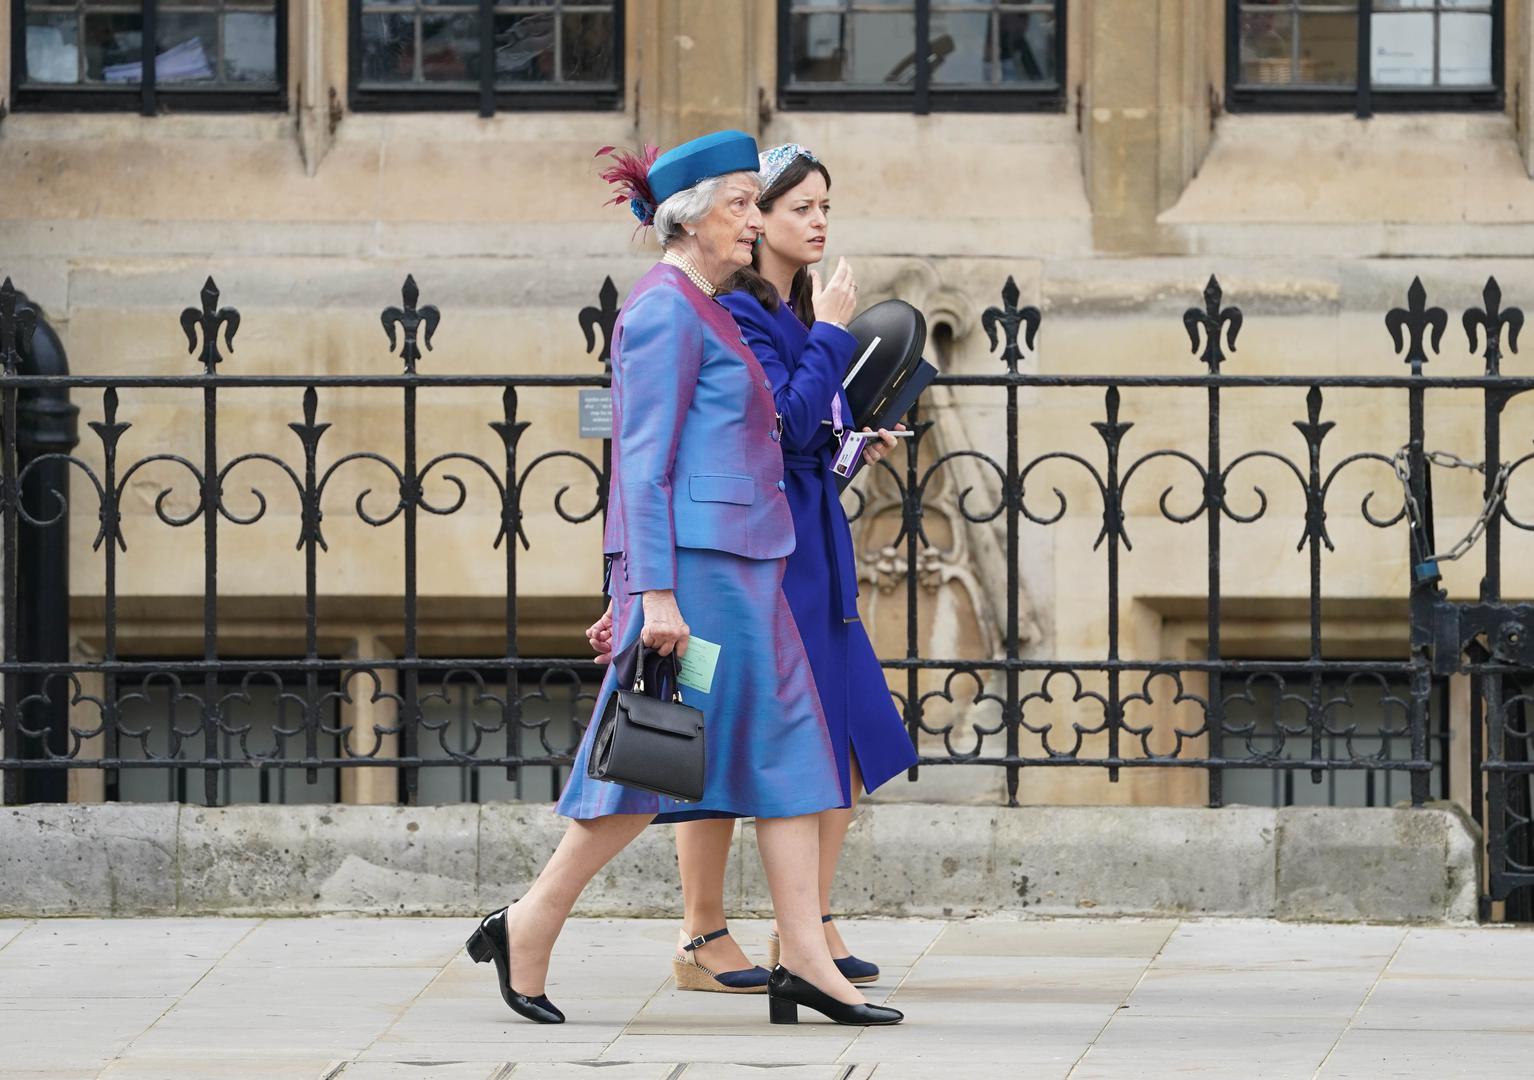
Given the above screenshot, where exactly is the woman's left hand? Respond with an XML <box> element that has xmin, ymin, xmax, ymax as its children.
<box><xmin>860</xmin><ymin>424</ymin><xmax>906</xmax><ymax>466</ymax></box>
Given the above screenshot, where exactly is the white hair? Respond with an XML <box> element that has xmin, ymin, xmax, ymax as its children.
<box><xmin>654</xmin><ymin>171</ymin><xmax>762</xmax><ymax>247</ymax></box>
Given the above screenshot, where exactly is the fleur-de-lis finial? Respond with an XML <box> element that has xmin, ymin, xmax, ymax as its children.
<box><xmin>381</xmin><ymin>275</ymin><xmax>441</xmax><ymax>374</ymax></box>
<box><xmin>1</xmin><ymin>277</ymin><xmax>39</xmax><ymax>374</ymax></box>
<box><xmin>1090</xmin><ymin>387</ymin><xmax>1133</xmax><ymax>551</ymax></box>
<box><xmin>288</xmin><ymin>387</ymin><xmax>332</xmax><ymax>551</ymax></box>
<box><xmin>180</xmin><ymin>276</ymin><xmax>240</xmax><ymax>373</ymax></box>
<box><xmin>490</xmin><ymin>387</ymin><xmax>531</xmax><ymax>551</ymax></box>
<box><xmin>981</xmin><ymin>276</ymin><xmax>1041</xmax><ymax>373</ymax></box>
<box><xmin>87</xmin><ymin>388</ymin><xmax>132</xmax><ymax>553</ymax></box>
<box><xmin>1293</xmin><ymin>386</ymin><xmax>1336</xmax><ymax>552</ymax></box>
<box><xmin>579</xmin><ymin>277</ymin><xmax>620</xmax><ymax>369</ymax></box>
<box><xmin>1385</xmin><ymin>277</ymin><xmax>1447</xmax><ymax>376</ymax></box>
<box><xmin>1183</xmin><ymin>275</ymin><xmax>1242</xmax><ymax>374</ymax></box>
<box><xmin>1463</xmin><ymin>276</ymin><xmax>1522</xmax><ymax>377</ymax></box>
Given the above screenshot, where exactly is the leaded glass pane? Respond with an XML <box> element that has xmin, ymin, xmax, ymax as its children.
<box><xmin>24</xmin><ymin>12</ymin><xmax>84</xmax><ymax>84</ymax></box>
<box><xmin>422</xmin><ymin>12</ymin><xmax>480</xmax><ymax>83</ymax></box>
<box><xmin>561</xmin><ymin>11</ymin><xmax>615</xmax><ymax>83</ymax></box>
<box><xmin>1237</xmin><ymin>3</ymin><xmax>1358</xmax><ymax>87</ymax></box>
<box><xmin>1372</xmin><ymin>2</ymin><xmax>1494</xmax><ymax>87</ymax></box>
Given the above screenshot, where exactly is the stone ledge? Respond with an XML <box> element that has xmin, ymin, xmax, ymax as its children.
<box><xmin>0</xmin><ymin>802</ymin><xmax>1480</xmax><ymax>923</ymax></box>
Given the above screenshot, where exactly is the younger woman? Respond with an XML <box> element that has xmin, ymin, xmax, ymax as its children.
<box><xmin>669</xmin><ymin>144</ymin><xmax>919</xmax><ymax>992</ymax></box>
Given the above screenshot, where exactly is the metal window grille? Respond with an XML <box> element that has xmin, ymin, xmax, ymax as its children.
<box><xmin>11</xmin><ymin>0</ymin><xmax>285</xmax><ymax>113</ymax></box>
<box><xmin>779</xmin><ymin>0</ymin><xmax>1066</xmax><ymax>113</ymax></box>
<box><xmin>1219</xmin><ymin>667</ymin><xmax>1452</xmax><ymax>807</ymax></box>
<box><xmin>349</xmin><ymin>0</ymin><xmax>622</xmax><ymax>115</ymax></box>
<box><xmin>1227</xmin><ymin>0</ymin><xmax>1503</xmax><ymax>115</ymax></box>
<box><xmin>413</xmin><ymin>664</ymin><xmax>594</xmax><ymax>804</ymax></box>
<box><xmin>110</xmin><ymin>664</ymin><xmax>342</xmax><ymax>804</ymax></box>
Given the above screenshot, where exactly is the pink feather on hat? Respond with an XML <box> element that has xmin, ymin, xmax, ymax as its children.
<box><xmin>597</xmin><ymin>144</ymin><xmax>663</xmax><ymax>227</ymax></box>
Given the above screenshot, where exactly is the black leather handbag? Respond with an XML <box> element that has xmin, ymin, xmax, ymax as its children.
<box><xmin>585</xmin><ymin>638</ymin><xmax>706</xmax><ymax>802</ymax></box>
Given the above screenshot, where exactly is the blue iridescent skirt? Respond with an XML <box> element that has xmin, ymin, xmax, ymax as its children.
<box><xmin>556</xmin><ymin>550</ymin><xmax>847</xmax><ymax>824</ymax></box>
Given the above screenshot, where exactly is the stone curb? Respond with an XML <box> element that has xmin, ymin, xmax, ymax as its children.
<box><xmin>0</xmin><ymin>802</ymin><xmax>1481</xmax><ymax>923</ymax></box>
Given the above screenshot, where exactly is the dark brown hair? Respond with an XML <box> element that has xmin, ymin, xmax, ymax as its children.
<box><xmin>724</xmin><ymin>155</ymin><xmax>832</xmax><ymax>327</ymax></box>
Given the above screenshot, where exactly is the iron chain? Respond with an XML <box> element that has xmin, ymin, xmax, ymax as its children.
<box><xmin>1392</xmin><ymin>445</ymin><xmax>1512</xmax><ymax>566</ymax></box>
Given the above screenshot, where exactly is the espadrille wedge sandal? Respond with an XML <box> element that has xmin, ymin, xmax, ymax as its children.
<box><xmin>672</xmin><ymin>928</ymin><xmax>770</xmax><ymax>993</ymax></box>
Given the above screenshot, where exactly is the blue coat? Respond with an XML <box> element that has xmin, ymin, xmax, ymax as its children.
<box><xmin>719</xmin><ymin>289</ymin><xmax>919</xmax><ymax>797</ymax></box>
<box><xmin>603</xmin><ymin>265</ymin><xmax>796</xmax><ymax>593</ymax></box>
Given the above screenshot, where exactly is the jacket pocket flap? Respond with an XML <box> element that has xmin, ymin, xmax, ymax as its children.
<box><xmin>617</xmin><ymin>692</ymin><xmax>704</xmax><ymax>738</ymax></box>
<box><xmin>689</xmin><ymin>474</ymin><xmax>755</xmax><ymax>505</ymax></box>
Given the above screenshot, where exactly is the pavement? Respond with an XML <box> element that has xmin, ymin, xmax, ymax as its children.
<box><xmin>0</xmin><ymin>916</ymin><xmax>1531</xmax><ymax>1080</ymax></box>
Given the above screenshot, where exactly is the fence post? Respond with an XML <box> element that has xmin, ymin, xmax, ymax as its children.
<box><xmin>13</xmin><ymin>288</ymin><xmax>79</xmax><ymax>802</ymax></box>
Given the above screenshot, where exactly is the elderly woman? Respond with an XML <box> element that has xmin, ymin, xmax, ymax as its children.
<box><xmin>465</xmin><ymin>130</ymin><xmax>902</xmax><ymax>1029</ymax></box>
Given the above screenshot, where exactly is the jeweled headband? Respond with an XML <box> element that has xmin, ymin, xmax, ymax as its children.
<box><xmin>757</xmin><ymin>143</ymin><xmax>818</xmax><ymax>194</ymax></box>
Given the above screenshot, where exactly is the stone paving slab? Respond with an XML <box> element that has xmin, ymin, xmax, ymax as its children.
<box><xmin>1</xmin><ymin>916</ymin><xmax>1532</xmax><ymax>1079</ymax></box>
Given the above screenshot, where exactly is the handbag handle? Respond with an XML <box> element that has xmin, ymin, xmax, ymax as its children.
<box><xmin>632</xmin><ymin>641</ymin><xmax>683</xmax><ymax>703</ymax></box>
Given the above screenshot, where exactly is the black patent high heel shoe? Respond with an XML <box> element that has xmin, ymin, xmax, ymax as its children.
<box><xmin>766</xmin><ymin>965</ymin><xmax>903</xmax><ymax>1026</ymax></box>
<box><xmin>465</xmin><ymin>905</ymin><xmax>565</xmax><ymax>1024</ymax></box>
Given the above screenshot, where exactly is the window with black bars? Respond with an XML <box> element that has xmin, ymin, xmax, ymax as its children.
<box><xmin>411</xmin><ymin>665</ymin><xmax>596</xmax><ymax>805</ymax></box>
<box><xmin>12</xmin><ymin>0</ymin><xmax>284</xmax><ymax>112</ymax></box>
<box><xmin>1228</xmin><ymin>0</ymin><xmax>1503</xmax><ymax>115</ymax></box>
<box><xmin>1219</xmin><ymin>668</ymin><xmax>1453</xmax><ymax>808</ymax></box>
<box><xmin>779</xmin><ymin>0</ymin><xmax>1065</xmax><ymax>113</ymax></box>
<box><xmin>350</xmin><ymin>0</ymin><xmax>622</xmax><ymax>114</ymax></box>
<box><xmin>111</xmin><ymin>665</ymin><xmax>342</xmax><ymax>805</ymax></box>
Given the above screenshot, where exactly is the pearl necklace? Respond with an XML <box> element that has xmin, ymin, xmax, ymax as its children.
<box><xmin>663</xmin><ymin>251</ymin><xmax>718</xmax><ymax>298</ymax></box>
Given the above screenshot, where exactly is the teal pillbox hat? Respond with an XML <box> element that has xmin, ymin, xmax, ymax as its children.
<box><xmin>647</xmin><ymin>130</ymin><xmax>761</xmax><ymax>206</ymax></box>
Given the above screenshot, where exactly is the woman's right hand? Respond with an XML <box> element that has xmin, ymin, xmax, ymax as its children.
<box><xmin>585</xmin><ymin>599</ymin><xmax>615</xmax><ymax>665</ymax></box>
<box><xmin>810</xmin><ymin>257</ymin><xmax>857</xmax><ymax>328</ymax></box>
<box><xmin>640</xmin><ymin>589</ymin><xmax>690</xmax><ymax>658</ymax></box>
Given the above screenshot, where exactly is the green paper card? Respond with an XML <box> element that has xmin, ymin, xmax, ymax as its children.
<box><xmin>677</xmin><ymin>636</ymin><xmax>721</xmax><ymax>694</ymax></box>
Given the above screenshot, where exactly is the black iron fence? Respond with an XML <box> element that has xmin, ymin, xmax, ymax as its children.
<box><xmin>0</xmin><ymin>271</ymin><xmax>1531</xmax><ymax>912</ymax></box>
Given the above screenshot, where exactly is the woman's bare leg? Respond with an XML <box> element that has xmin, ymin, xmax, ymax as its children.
<box><xmin>503</xmin><ymin>813</ymin><xmax>654</xmax><ymax>995</ymax></box>
<box><xmin>817</xmin><ymin>755</ymin><xmax>862</xmax><ymax>957</ymax></box>
<box><xmin>674</xmin><ymin>818</ymin><xmax>755</xmax><ymax>971</ymax></box>
<box><xmin>756</xmin><ymin>814</ymin><xmax>864</xmax><ymax>1005</ymax></box>
<box><xmin>770</xmin><ymin>755</ymin><xmax>863</xmax><ymax>957</ymax></box>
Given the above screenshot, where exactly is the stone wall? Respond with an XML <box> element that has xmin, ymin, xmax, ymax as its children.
<box><xmin>0</xmin><ymin>802</ymin><xmax>1482</xmax><ymax>923</ymax></box>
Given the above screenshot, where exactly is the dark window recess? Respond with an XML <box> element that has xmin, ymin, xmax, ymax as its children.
<box><xmin>12</xmin><ymin>0</ymin><xmax>285</xmax><ymax>112</ymax></box>
<box><xmin>1228</xmin><ymin>0</ymin><xmax>1503</xmax><ymax>115</ymax></box>
<box><xmin>411</xmin><ymin>665</ymin><xmax>597</xmax><ymax>804</ymax></box>
<box><xmin>111</xmin><ymin>664</ymin><xmax>342</xmax><ymax>805</ymax></box>
<box><xmin>779</xmin><ymin>0</ymin><xmax>1066</xmax><ymax>113</ymax></box>
<box><xmin>350</xmin><ymin>0</ymin><xmax>622</xmax><ymax>114</ymax></box>
<box><xmin>1219</xmin><ymin>667</ymin><xmax>1453</xmax><ymax>808</ymax></box>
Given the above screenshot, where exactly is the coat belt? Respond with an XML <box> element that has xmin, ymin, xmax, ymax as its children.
<box><xmin>782</xmin><ymin>449</ymin><xmax>859</xmax><ymax>622</ymax></box>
